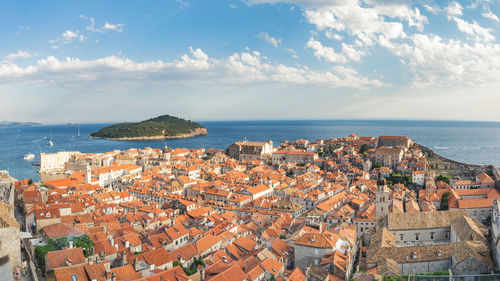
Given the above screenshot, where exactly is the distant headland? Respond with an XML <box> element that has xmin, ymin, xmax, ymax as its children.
<box><xmin>0</xmin><ymin>121</ymin><xmax>42</xmax><ymax>127</ymax></box>
<box><xmin>89</xmin><ymin>114</ymin><xmax>207</xmax><ymax>140</ymax></box>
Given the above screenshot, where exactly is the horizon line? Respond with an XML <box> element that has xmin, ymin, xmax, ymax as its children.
<box><xmin>6</xmin><ymin>118</ymin><xmax>500</xmax><ymax>126</ymax></box>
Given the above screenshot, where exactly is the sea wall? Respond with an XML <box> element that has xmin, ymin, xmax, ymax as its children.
<box><xmin>415</xmin><ymin>143</ymin><xmax>489</xmax><ymax>178</ymax></box>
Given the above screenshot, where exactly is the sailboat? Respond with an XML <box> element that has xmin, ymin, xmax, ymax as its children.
<box><xmin>49</xmin><ymin>130</ymin><xmax>54</xmax><ymax>146</ymax></box>
<box><xmin>77</xmin><ymin>126</ymin><xmax>80</xmax><ymax>137</ymax></box>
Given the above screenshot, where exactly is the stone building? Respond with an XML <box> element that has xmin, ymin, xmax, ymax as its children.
<box><xmin>366</xmin><ymin>210</ymin><xmax>493</xmax><ymax>276</ymax></box>
<box><xmin>0</xmin><ymin>201</ymin><xmax>21</xmax><ymax>273</ymax></box>
<box><xmin>377</xmin><ymin>136</ymin><xmax>412</xmax><ymax>148</ymax></box>
<box><xmin>227</xmin><ymin>140</ymin><xmax>273</xmax><ymax>161</ymax></box>
<box><xmin>374</xmin><ymin>147</ymin><xmax>404</xmax><ymax>169</ymax></box>
<box><xmin>491</xmin><ymin>199</ymin><xmax>500</xmax><ymax>268</ymax></box>
<box><xmin>387</xmin><ymin>210</ymin><xmax>468</xmax><ymax>245</ymax></box>
<box><xmin>375</xmin><ymin>178</ymin><xmax>390</xmax><ymax>219</ymax></box>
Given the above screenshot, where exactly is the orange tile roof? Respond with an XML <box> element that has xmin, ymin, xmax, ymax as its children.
<box><xmin>47</xmin><ymin>248</ymin><xmax>86</xmax><ymax>269</ymax></box>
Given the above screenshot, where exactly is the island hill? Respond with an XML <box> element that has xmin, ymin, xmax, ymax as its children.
<box><xmin>90</xmin><ymin>115</ymin><xmax>207</xmax><ymax>140</ymax></box>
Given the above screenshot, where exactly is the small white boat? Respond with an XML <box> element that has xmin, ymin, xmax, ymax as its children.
<box><xmin>49</xmin><ymin>140</ymin><xmax>53</xmax><ymax>146</ymax></box>
<box><xmin>24</xmin><ymin>153</ymin><xmax>35</xmax><ymax>161</ymax></box>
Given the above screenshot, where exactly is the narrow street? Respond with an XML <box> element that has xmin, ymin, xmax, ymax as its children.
<box><xmin>14</xmin><ymin>198</ymin><xmax>35</xmax><ymax>281</ymax></box>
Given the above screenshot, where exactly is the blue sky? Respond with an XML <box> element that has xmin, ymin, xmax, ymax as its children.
<box><xmin>1</xmin><ymin>0</ymin><xmax>500</xmax><ymax>123</ymax></box>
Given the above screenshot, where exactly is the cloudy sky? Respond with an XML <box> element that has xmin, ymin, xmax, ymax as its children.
<box><xmin>1</xmin><ymin>0</ymin><xmax>500</xmax><ymax>123</ymax></box>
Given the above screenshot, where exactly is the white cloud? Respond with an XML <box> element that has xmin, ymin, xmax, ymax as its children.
<box><xmin>424</xmin><ymin>4</ymin><xmax>443</xmax><ymax>15</ymax></box>
<box><xmin>341</xmin><ymin>43</ymin><xmax>365</xmax><ymax>62</ymax></box>
<box><xmin>303</xmin><ymin>2</ymin><xmax>407</xmax><ymax>47</ymax></box>
<box><xmin>285</xmin><ymin>48</ymin><xmax>298</xmax><ymax>58</ymax></box>
<box><xmin>0</xmin><ymin>47</ymin><xmax>385</xmax><ymax>90</ymax></box>
<box><xmin>325</xmin><ymin>31</ymin><xmax>343</xmax><ymax>41</ymax></box>
<box><xmin>102</xmin><ymin>22</ymin><xmax>124</xmax><ymax>32</ymax></box>
<box><xmin>80</xmin><ymin>15</ymin><xmax>124</xmax><ymax>33</ymax></box>
<box><xmin>257</xmin><ymin>32</ymin><xmax>282</xmax><ymax>47</ymax></box>
<box><xmin>62</xmin><ymin>30</ymin><xmax>78</xmax><ymax>41</ymax></box>
<box><xmin>306</xmin><ymin>38</ymin><xmax>347</xmax><ymax>63</ymax></box>
<box><xmin>229</xmin><ymin>4</ymin><xmax>238</xmax><ymax>8</ymax></box>
<box><xmin>6</xmin><ymin>50</ymin><xmax>34</xmax><ymax>61</ymax></box>
<box><xmin>383</xmin><ymin>33</ymin><xmax>500</xmax><ymax>87</ymax></box>
<box><xmin>445</xmin><ymin>2</ymin><xmax>463</xmax><ymax>16</ymax></box>
<box><xmin>482</xmin><ymin>9</ymin><xmax>499</xmax><ymax>22</ymax></box>
<box><xmin>176</xmin><ymin>0</ymin><xmax>190</xmax><ymax>8</ymax></box>
<box><xmin>452</xmin><ymin>17</ymin><xmax>495</xmax><ymax>42</ymax></box>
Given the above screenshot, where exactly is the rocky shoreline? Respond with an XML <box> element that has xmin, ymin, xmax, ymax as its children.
<box><xmin>90</xmin><ymin>127</ymin><xmax>207</xmax><ymax>141</ymax></box>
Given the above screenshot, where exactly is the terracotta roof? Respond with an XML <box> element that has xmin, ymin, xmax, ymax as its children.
<box><xmin>42</xmin><ymin>223</ymin><xmax>82</xmax><ymax>239</ymax></box>
<box><xmin>47</xmin><ymin>248</ymin><xmax>86</xmax><ymax>269</ymax></box>
<box><xmin>110</xmin><ymin>264</ymin><xmax>141</xmax><ymax>281</ymax></box>
<box><xmin>295</xmin><ymin>232</ymin><xmax>338</xmax><ymax>248</ymax></box>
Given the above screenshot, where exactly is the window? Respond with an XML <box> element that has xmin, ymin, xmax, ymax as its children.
<box><xmin>430</xmin><ymin>232</ymin><xmax>434</xmax><ymax>240</ymax></box>
<box><xmin>415</xmin><ymin>233</ymin><xmax>419</xmax><ymax>241</ymax></box>
<box><xmin>314</xmin><ymin>259</ymin><xmax>319</xmax><ymax>265</ymax></box>
<box><xmin>314</xmin><ymin>249</ymin><xmax>319</xmax><ymax>255</ymax></box>
<box><xmin>400</xmin><ymin>234</ymin><xmax>404</xmax><ymax>241</ymax></box>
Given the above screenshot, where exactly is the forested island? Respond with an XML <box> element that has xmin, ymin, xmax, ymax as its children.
<box><xmin>90</xmin><ymin>115</ymin><xmax>207</xmax><ymax>140</ymax></box>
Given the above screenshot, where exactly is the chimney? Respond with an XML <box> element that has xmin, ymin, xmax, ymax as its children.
<box><xmin>69</xmin><ymin>241</ymin><xmax>73</xmax><ymax>249</ymax></box>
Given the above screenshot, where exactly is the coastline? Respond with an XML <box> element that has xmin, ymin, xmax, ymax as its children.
<box><xmin>89</xmin><ymin>127</ymin><xmax>208</xmax><ymax>141</ymax></box>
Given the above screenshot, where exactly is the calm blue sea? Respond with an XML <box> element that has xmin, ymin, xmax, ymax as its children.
<box><xmin>1</xmin><ymin>120</ymin><xmax>500</xmax><ymax>181</ymax></box>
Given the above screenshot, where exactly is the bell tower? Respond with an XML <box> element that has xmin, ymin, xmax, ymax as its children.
<box><xmin>375</xmin><ymin>178</ymin><xmax>390</xmax><ymax>218</ymax></box>
<box><xmin>85</xmin><ymin>164</ymin><xmax>92</xmax><ymax>184</ymax></box>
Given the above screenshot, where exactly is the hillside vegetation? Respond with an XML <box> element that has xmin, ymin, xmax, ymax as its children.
<box><xmin>90</xmin><ymin>115</ymin><xmax>205</xmax><ymax>139</ymax></box>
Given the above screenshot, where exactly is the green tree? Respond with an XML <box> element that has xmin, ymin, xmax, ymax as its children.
<box><xmin>359</xmin><ymin>144</ymin><xmax>369</xmax><ymax>154</ymax></box>
<box><xmin>373</xmin><ymin>162</ymin><xmax>382</xmax><ymax>168</ymax></box>
<box><xmin>34</xmin><ymin>237</ymin><xmax>69</xmax><ymax>266</ymax></box>
<box><xmin>440</xmin><ymin>192</ymin><xmax>450</xmax><ymax>210</ymax></box>
<box><xmin>73</xmin><ymin>235</ymin><xmax>94</xmax><ymax>257</ymax></box>
<box><xmin>28</xmin><ymin>179</ymin><xmax>33</xmax><ymax>185</ymax></box>
<box><xmin>34</xmin><ymin>245</ymin><xmax>52</xmax><ymax>266</ymax></box>
<box><xmin>436</xmin><ymin>174</ymin><xmax>451</xmax><ymax>184</ymax></box>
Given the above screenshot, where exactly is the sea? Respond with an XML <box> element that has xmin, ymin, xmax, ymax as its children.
<box><xmin>1</xmin><ymin>120</ymin><xmax>500</xmax><ymax>181</ymax></box>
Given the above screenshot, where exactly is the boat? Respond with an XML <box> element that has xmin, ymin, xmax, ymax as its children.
<box><xmin>24</xmin><ymin>153</ymin><xmax>35</xmax><ymax>161</ymax></box>
<box><xmin>49</xmin><ymin>130</ymin><xmax>54</xmax><ymax>146</ymax></box>
<box><xmin>77</xmin><ymin>126</ymin><xmax>80</xmax><ymax>137</ymax></box>
<box><xmin>32</xmin><ymin>162</ymin><xmax>40</xmax><ymax>166</ymax></box>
